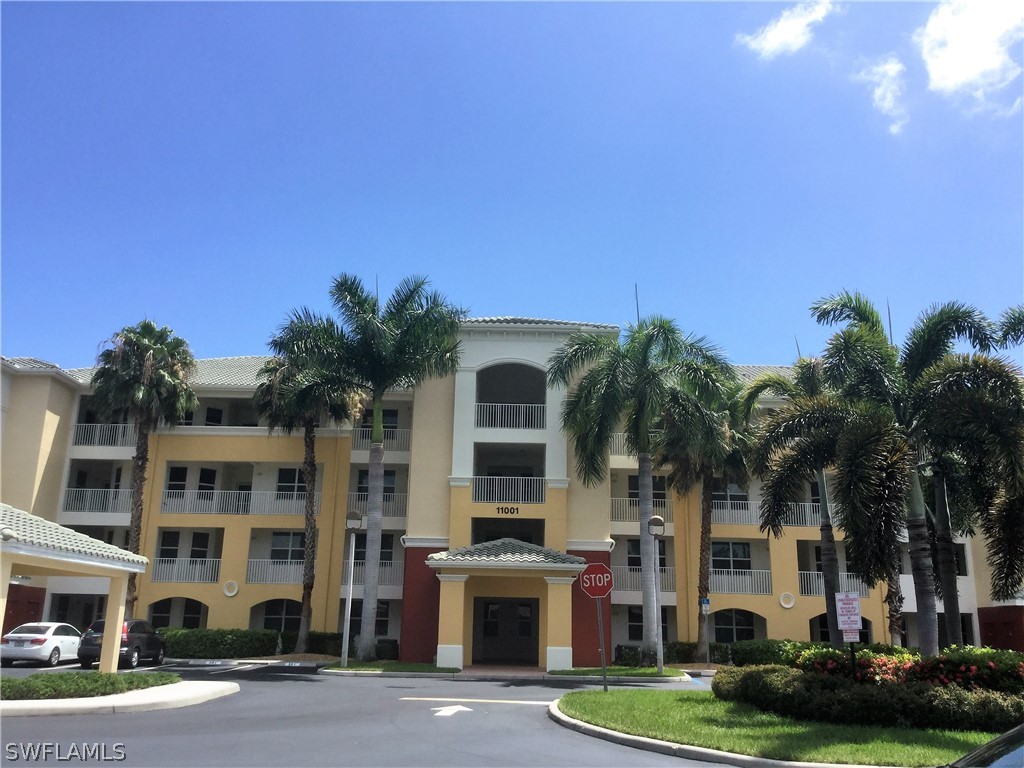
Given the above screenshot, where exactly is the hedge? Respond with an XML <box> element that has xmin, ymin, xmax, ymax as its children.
<box><xmin>712</xmin><ymin>664</ymin><xmax>1024</xmax><ymax>733</ymax></box>
<box><xmin>1</xmin><ymin>672</ymin><xmax>180</xmax><ymax>700</ymax></box>
<box><xmin>280</xmin><ymin>631</ymin><xmax>343</xmax><ymax>656</ymax></box>
<box><xmin>157</xmin><ymin>628</ymin><xmax>278</xmax><ymax>659</ymax></box>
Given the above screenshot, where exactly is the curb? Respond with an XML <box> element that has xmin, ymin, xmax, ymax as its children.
<box><xmin>546</xmin><ymin>699</ymin><xmax>887</xmax><ymax>768</ymax></box>
<box><xmin>320</xmin><ymin>668</ymin><xmax>690</xmax><ymax>684</ymax></box>
<box><xmin>0</xmin><ymin>681</ymin><xmax>240</xmax><ymax>717</ymax></box>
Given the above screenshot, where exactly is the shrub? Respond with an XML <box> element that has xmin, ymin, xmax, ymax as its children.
<box><xmin>280</xmin><ymin>631</ymin><xmax>343</xmax><ymax>656</ymax></box>
<box><xmin>908</xmin><ymin>646</ymin><xmax>1024</xmax><ymax>694</ymax></box>
<box><xmin>158</xmin><ymin>628</ymin><xmax>278</xmax><ymax>659</ymax></box>
<box><xmin>614</xmin><ymin>645</ymin><xmax>642</xmax><ymax>666</ymax></box>
<box><xmin>664</xmin><ymin>642</ymin><xmax>730</xmax><ymax>664</ymax></box>
<box><xmin>729</xmin><ymin>639</ymin><xmax>814</xmax><ymax>667</ymax></box>
<box><xmin>0</xmin><ymin>672</ymin><xmax>180</xmax><ymax>700</ymax></box>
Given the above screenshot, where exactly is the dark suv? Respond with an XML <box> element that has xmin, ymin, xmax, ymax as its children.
<box><xmin>77</xmin><ymin>619</ymin><xmax>165</xmax><ymax>669</ymax></box>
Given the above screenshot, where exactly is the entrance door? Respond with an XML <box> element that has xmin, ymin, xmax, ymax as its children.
<box><xmin>472</xmin><ymin>598</ymin><xmax>539</xmax><ymax>665</ymax></box>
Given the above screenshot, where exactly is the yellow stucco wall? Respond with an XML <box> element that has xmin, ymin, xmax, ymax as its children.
<box><xmin>405</xmin><ymin>377</ymin><xmax>455</xmax><ymax>540</ymax></box>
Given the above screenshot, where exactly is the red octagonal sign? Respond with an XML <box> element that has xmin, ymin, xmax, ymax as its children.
<box><xmin>579</xmin><ymin>563</ymin><xmax>614</xmax><ymax>599</ymax></box>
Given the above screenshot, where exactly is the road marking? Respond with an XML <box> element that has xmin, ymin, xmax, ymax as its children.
<box><xmin>211</xmin><ymin>664</ymin><xmax>258</xmax><ymax>674</ymax></box>
<box><xmin>431</xmin><ymin>705</ymin><xmax>472</xmax><ymax>717</ymax></box>
<box><xmin>401</xmin><ymin>697</ymin><xmax>553</xmax><ymax>706</ymax></box>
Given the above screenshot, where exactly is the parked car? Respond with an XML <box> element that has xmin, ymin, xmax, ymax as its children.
<box><xmin>944</xmin><ymin>723</ymin><xmax>1024</xmax><ymax>768</ymax></box>
<box><xmin>76</xmin><ymin>619</ymin><xmax>165</xmax><ymax>669</ymax></box>
<box><xmin>1</xmin><ymin>622</ymin><xmax>82</xmax><ymax>667</ymax></box>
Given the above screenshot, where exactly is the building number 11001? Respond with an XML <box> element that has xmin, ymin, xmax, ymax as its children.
<box><xmin>496</xmin><ymin>506</ymin><xmax>519</xmax><ymax>515</ymax></box>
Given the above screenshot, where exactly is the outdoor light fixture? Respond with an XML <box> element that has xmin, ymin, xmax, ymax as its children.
<box><xmin>340</xmin><ymin>509</ymin><xmax>365</xmax><ymax>667</ymax></box>
<box><xmin>647</xmin><ymin>514</ymin><xmax>666</xmax><ymax>674</ymax></box>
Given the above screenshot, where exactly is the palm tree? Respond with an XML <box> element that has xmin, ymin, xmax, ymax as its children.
<box><xmin>253</xmin><ymin>312</ymin><xmax>360</xmax><ymax>654</ymax></box>
<box><xmin>998</xmin><ymin>306</ymin><xmax>1024</xmax><ymax>348</ymax></box>
<box><xmin>657</xmin><ymin>378</ymin><xmax>749</xmax><ymax>663</ymax></box>
<box><xmin>327</xmin><ymin>275</ymin><xmax>465</xmax><ymax>661</ymax></box>
<box><xmin>547</xmin><ymin>317</ymin><xmax>732</xmax><ymax>663</ymax></box>
<box><xmin>811</xmin><ymin>292</ymin><xmax>1023</xmax><ymax>653</ymax></box>
<box><xmin>91</xmin><ymin>320</ymin><xmax>198</xmax><ymax>619</ymax></box>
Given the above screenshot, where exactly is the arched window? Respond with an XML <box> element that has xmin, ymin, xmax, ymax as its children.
<box><xmin>714</xmin><ymin>609</ymin><xmax>756</xmax><ymax>643</ymax></box>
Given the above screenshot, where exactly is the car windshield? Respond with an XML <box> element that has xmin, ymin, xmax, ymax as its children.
<box><xmin>952</xmin><ymin>725</ymin><xmax>1024</xmax><ymax>768</ymax></box>
<box><xmin>9</xmin><ymin>625</ymin><xmax>49</xmax><ymax>635</ymax></box>
<box><xmin>86</xmin><ymin>622</ymin><xmax>105</xmax><ymax>633</ymax></box>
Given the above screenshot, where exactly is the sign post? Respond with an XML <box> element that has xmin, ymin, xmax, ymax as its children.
<box><xmin>580</xmin><ymin>563</ymin><xmax>614</xmax><ymax>692</ymax></box>
<box><xmin>835</xmin><ymin>592</ymin><xmax>862</xmax><ymax>675</ymax></box>
<box><xmin>699</xmin><ymin>597</ymin><xmax>710</xmax><ymax>663</ymax></box>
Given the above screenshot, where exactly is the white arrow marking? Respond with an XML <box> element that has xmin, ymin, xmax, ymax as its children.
<box><xmin>431</xmin><ymin>705</ymin><xmax>473</xmax><ymax>717</ymax></box>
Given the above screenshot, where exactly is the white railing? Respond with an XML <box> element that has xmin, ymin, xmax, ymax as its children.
<box><xmin>474</xmin><ymin>403</ymin><xmax>546</xmax><ymax>430</ymax></box>
<box><xmin>152</xmin><ymin>558</ymin><xmax>221</xmax><ymax>583</ymax></box>
<box><xmin>609</xmin><ymin>432</ymin><xmax>663</xmax><ymax>456</ymax></box>
<box><xmin>160</xmin><ymin>490</ymin><xmax>320</xmax><ymax>516</ymax></box>
<box><xmin>610</xmin><ymin>566</ymin><xmax>676</xmax><ymax>592</ymax></box>
<box><xmin>62</xmin><ymin>488</ymin><xmax>133</xmax><ymax>514</ymax></box>
<box><xmin>246</xmin><ymin>559</ymin><xmax>304</xmax><ymax>584</ymax></box>
<box><xmin>341</xmin><ymin>560</ymin><xmax>404</xmax><ymax>587</ymax></box>
<box><xmin>351</xmin><ymin>428</ymin><xmax>411</xmax><ymax>452</ymax></box>
<box><xmin>609</xmin><ymin>498</ymin><xmax>673</xmax><ymax>523</ymax></box>
<box><xmin>472</xmin><ymin>477</ymin><xmax>546</xmax><ymax>504</ymax></box>
<box><xmin>347</xmin><ymin>493</ymin><xmax>408</xmax><ymax>518</ymax></box>
<box><xmin>710</xmin><ymin>569</ymin><xmax>773</xmax><ymax>595</ymax></box>
<box><xmin>798</xmin><ymin>571</ymin><xmax>870</xmax><ymax>597</ymax></box>
<box><xmin>783</xmin><ymin>503</ymin><xmax>820</xmax><ymax>526</ymax></box>
<box><xmin>73</xmin><ymin>423</ymin><xmax>137</xmax><ymax>447</ymax></box>
<box><xmin>711</xmin><ymin>500</ymin><xmax>758</xmax><ymax>525</ymax></box>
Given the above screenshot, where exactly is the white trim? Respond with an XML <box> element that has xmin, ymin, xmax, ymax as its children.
<box><xmin>436</xmin><ymin>574</ymin><xmax>469</xmax><ymax>583</ymax></box>
<box><xmin>436</xmin><ymin>645</ymin><xmax>464</xmax><ymax>670</ymax></box>
<box><xmin>547</xmin><ymin>478</ymin><xmax>569</xmax><ymax>489</ymax></box>
<box><xmin>544</xmin><ymin>577</ymin><xmax>577</xmax><ymax>585</ymax></box>
<box><xmin>1</xmin><ymin>542</ymin><xmax>147</xmax><ymax>573</ymax></box>
<box><xmin>448</xmin><ymin>477</ymin><xmax>471</xmax><ymax>487</ymax></box>
<box><xmin>566</xmin><ymin>539</ymin><xmax>615</xmax><ymax>552</ymax></box>
<box><xmin>546</xmin><ymin>647</ymin><xmax>573</xmax><ymax>672</ymax></box>
<box><xmin>428</xmin><ymin>560</ymin><xmax>585</xmax><ymax>573</ymax></box>
<box><xmin>400</xmin><ymin>536</ymin><xmax>449</xmax><ymax>550</ymax></box>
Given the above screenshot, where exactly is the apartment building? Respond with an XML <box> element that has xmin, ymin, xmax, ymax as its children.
<box><xmin>2</xmin><ymin>317</ymin><xmax>1020</xmax><ymax>664</ymax></box>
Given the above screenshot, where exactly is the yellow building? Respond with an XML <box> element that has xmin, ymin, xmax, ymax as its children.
<box><xmin>2</xmin><ymin>319</ymin><xmax>1014</xmax><ymax>664</ymax></box>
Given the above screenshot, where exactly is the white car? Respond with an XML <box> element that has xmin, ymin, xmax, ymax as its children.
<box><xmin>1</xmin><ymin>622</ymin><xmax>82</xmax><ymax>667</ymax></box>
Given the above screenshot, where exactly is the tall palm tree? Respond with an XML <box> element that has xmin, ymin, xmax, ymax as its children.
<box><xmin>253</xmin><ymin>312</ymin><xmax>360</xmax><ymax>654</ymax></box>
<box><xmin>547</xmin><ymin>317</ymin><xmax>732</xmax><ymax>662</ymax></box>
<box><xmin>327</xmin><ymin>275</ymin><xmax>465</xmax><ymax>661</ymax></box>
<box><xmin>657</xmin><ymin>378</ymin><xmax>749</xmax><ymax>663</ymax></box>
<box><xmin>811</xmin><ymin>292</ymin><xmax>1023</xmax><ymax>653</ymax></box>
<box><xmin>91</xmin><ymin>320</ymin><xmax>198</xmax><ymax>619</ymax></box>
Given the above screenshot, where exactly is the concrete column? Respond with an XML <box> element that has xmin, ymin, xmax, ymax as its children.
<box><xmin>0</xmin><ymin>557</ymin><xmax>13</xmax><ymax>625</ymax></box>
<box><xmin>544</xmin><ymin>576</ymin><xmax>575</xmax><ymax>671</ymax></box>
<box><xmin>436</xmin><ymin>573</ymin><xmax>468</xmax><ymax>669</ymax></box>
<box><xmin>99</xmin><ymin>575</ymin><xmax>128</xmax><ymax>674</ymax></box>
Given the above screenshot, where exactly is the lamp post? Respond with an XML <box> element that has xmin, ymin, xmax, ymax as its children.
<box><xmin>340</xmin><ymin>509</ymin><xmax>364</xmax><ymax>668</ymax></box>
<box><xmin>648</xmin><ymin>514</ymin><xmax>665</xmax><ymax>675</ymax></box>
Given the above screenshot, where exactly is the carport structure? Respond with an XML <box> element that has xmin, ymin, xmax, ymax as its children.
<box><xmin>0</xmin><ymin>503</ymin><xmax>147</xmax><ymax>673</ymax></box>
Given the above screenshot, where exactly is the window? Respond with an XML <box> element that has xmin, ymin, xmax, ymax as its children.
<box><xmin>810</xmin><ymin>480</ymin><xmax>821</xmax><ymax>505</ymax></box>
<box><xmin>190</xmin><ymin>532</ymin><xmax>210</xmax><ymax>560</ymax></box>
<box><xmin>205</xmin><ymin>407</ymin><xmax>223</xmax><ymax>426</ymax></box>
<box><xmin>182</xmin><ymin>599</ymin><xmax>204</xmax><ymax>629</ymax></box>
<box><xmin>361</xmin><ymin>409</ymin><xmax>398</xmax><ymax>430</ymax></box>
<box><xmin>714</xmin><ymin>609</ymin><xmax>756</xmax><ymax>643</ymax></box>
<box><xmin>483</xmin><ymin>602</ymin><xmax>500</xmax><ymax>637</ymax></box>
<box><xmin>357</xmin><ymin>470</ymin><xmax>396</xmax><ymax>496</ymax></box>
<box><xmin>181</xmin><ymin>410</ymin><xmax>194</xmax><ymax>426</ymax></box>
<box><xmin>955</xmin><ymin>543</ymin><xmax>968</xmax><ymax>577</ymax></box>
<box><xmin>626</xmin><ymin>539</ymin><xmax>666</xmax><ymax>569</ymax></box>
<box><xmin>150</xmin><ymin>598</ymin><xmax>172</xmax><ymax>629</ymax></box>
<box><xmin>276</xmin><ymin>468</ymin><xmax>307</xmax><ymax>498</ymax></box>
<box><xmin>349</xmin><ymin>599</ymin><xmax>389</xmax><ymax>638</ymax></box>
<box><xmin>937</xmin><ymin>613</ymin><xmax>976</xmax><ymax>647</ymax></box>
<box><xmin>814</xmin><ymin>546</ymin><xmax>823</xmax><ymax>573</ymax></box>
<box><xmin>627</xmin><ymin>475</ymin><xmax>667</xmax><ymax>501</ymax></box>
<box><xmin>627</xmin><ymin>606</ymin><xmax>668</xmax><ymax>642</ymax></box>
<box><xmin>158</xmin><ymin>531</ymin><xmax>180</xmax><ymax>559</ymax></box>
<box><xmin>712</xmin><ymin>541</ymin><xmax>751</xmax><ymax>571</ymax></box>
<box><xmin>711</xmin><ymin>479</ymin><xmax>748</xmax><ymax>508</ymax></box>
<box><xmin>263</xmin><ymin>599</ymin><xmax>301</xmax><ymax>633</ymax></box>
<box><xmin>197</xmin><ymin>468</ymin><xmax>216</xmax><ymax>500</ymax></box>
<box><xmin>354</xmin><ymin>533</ymin><xmax>393</xmax><ymax>563</ymax></box>
<box><xmin>166</xmin><ymin>466</ymin><xmax>187</xmax><ymax>497</ymax></box>
<box><xmin>517</xmin><ymin>603</ymin><xmax>533</xmax><ymax>638</ymax></box>
<box><xmin>270</xmin><ymin>532</ymin><xmax>305</xmax><ymax>561</ymax></box>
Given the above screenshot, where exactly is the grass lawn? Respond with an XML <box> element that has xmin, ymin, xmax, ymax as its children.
<box><xmin>325</xmin><ymin>661</ymin><xmax>459</xmax><ymax>673</ymax></box>
<box><xmin>549</xmin><ymin>666</ymin><xmax>678</xmax><ymax>677</ymax></box>
<box><xmin>558</xmin><ymin>690</ymin><xmax>996</xmax><ymax>767</ymax></box>
<box><xmin>1</xmin><ymin>671</ymin><xmax>181</xmax><ymax>700</ymax></box>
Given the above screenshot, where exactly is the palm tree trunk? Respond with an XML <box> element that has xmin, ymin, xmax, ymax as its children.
<box><xmin>816</xmin><ymin>471</ymin><xmax>843</xmax><ymax>648</ymax></box>
<box><xmin>907</xmin><ymin>469</ymin><xmax>939</xmax><ymax>656</ymax></box>
<box><xmin>933</xmin><ymin>473</ymin><xmax>962</xmax><ymax>647</ymax></box>
<box><xmin>294</xmin><ymin>422</ymin><xmax>319</xmax><ymax>655</ymax></box>
<box><xmin>638</xmin><ymin>453</ymin><xmax>659</xmax><ymax>664</ymax></box>
<box><xmin>126</xmin><ymin>425</ymin><xmax>151</xmax><ymax>620</ymax></box>
<box><xmin>696</xmin><ymin>475</ymin><xmax>713</xmax><ymax>664</ymax></box>
<box><xmin>885</xmin><ymin>570</ymin><xmax>904</xmax><ymax>646</ymax></box>
<box><xmin>357</xmin><ymin>397</ymin><xmax>385</xmax><ymax>662</ymax></box>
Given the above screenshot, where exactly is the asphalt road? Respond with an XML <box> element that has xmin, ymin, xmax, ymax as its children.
<box><xmin>1</xmin><ymin>666</ymin><xmax>728</xmax><ymax>768</ymax></box>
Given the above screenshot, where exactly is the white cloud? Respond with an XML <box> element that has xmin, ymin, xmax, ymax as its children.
<box><xmin>856</xmin><ymin>56</ymin><xmax>909</xmax><ymax>135</ymax></box>
<box><xmin>737</xmin><ymin>0</ymin><xmax>836</xmax><ymax>60</ymax></box>
<box><xmin>915</xmin><ymin>0</ymin><xmax>1024</xmax><ymax>114</ymax></box>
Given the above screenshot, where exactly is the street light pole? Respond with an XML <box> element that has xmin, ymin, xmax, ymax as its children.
<box><xmin>340</xmin><ymin>510</ymin><xmax>364</xmax><ymax>668</ymax></box>
<box><xmin>648</xmin><ymin>514</ymin><xmax>665</xmax><ymax>675</ymax></box>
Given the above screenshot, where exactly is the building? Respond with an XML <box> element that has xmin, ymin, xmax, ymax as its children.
<box><xmin>2</xmin><ymin>318</ymin><xmax>1020</xmax><ymax>665</ymax></box>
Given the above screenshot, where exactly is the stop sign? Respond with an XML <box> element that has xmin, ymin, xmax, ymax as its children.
<box><xmin>579</xmin><ymin>563</ymin><xmax>614</xmax><ymax>599</ymax></box>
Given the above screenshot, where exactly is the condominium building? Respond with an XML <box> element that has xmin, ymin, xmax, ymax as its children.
<box><xmin>2</xmin><ymin>317</ymin><xmax>1020</xmax><ymax>664</ymax></box>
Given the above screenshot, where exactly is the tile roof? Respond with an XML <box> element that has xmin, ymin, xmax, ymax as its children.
<box><xmin>427</xmin><ymin>538</ymin><xmax>587</xmax><ymax>569</ymax></box>
<box><xmin>65</xmin><ymin>356</ymin><xmax>273</xmax><ymax>390</ymax></box>
<box><xmin>464</xmin><ymin>317</ymin><xmax>619</xmax><ymax>332</ymax></box>
<box><xmin>1</xmin><ymin>357</ymin><xmax>62</xmax><ymax>371</ymax></box>
<box><xmin>0</xmin><ymin>504</ymin><xmax>148</xmax><ymax>570</ymax></box>
<box><xmin>734</xmin><ymin>364</ymin><xmax>792</xmax><ymax>383</ymax></box>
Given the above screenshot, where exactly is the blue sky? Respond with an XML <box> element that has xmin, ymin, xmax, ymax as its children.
<box><xmin>3</xmin><ymin>1</ymin><xmax>1022</xmax><ymax>370</ymax></box>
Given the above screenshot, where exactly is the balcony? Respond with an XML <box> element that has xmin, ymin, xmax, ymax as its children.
<box><xmin>347</xmin><ymin>493</ymin><xmax>408</xmax><ymax>519</ymax></box>
<box><xmin>610</xmin><ymin>566</ymin><xmax>676</xmax><ymax>592</ymax></box>
<box><xmin>709</xmin><ymin>568</ymin><xmax>773</xmax><ymax>595</ymax></box>
<box><xmin>799</xmin><ymin>571</ymin><xmax>870</xmax><ymax>598</ymax></box>
<box><xmin>609</xmin><ymin>498</ymin><xmax>673</xmax><ymax>524</ymax></box>
<box><xmin>62</xmin><ymin>488</ymin><xmax>132</xmax><ymax>514</ymax></box>
<box><xmin>472</xmin><ymin>477</ymin><xmax>546</xmax><ymax>504</ymax></box>
<box><xmin>246</xmin><ymin>559</ymin><xmax>303</xmax><ymax>584</ymax></box>
<box><xmin>474</xmin><ymin>403</ymin><xmax>546</xmax><ymax>430</ymax></box>
<box><xmin>152</xmin><ymin>558</ymin><xmax>221</xmax><ymax>583</ymax></box>
<box><xmin>351</xmin><ymin>428</ymin><xmax>411</xmax><ymax>452</ymax></box>
<box><xmin>610</xmin><ymin>431</ymin><xmax>663</xmax><ymax>456</ymax></box>
<box><xmin>160</xmin><ymin>490</ymin><xmax>320</xmax><ymax>516</ymax></box>
<box><xmin>73</xmin><ymin>423</ymin><xmax>137</xmax><ymax>448</ymax></box>
<box><xmin>711</xmin><ymin>501</ymin><xmax>821</xmax><ymax>527</ymax></box>
<box><xmin>341</xmin><ymin>560</ymin><xmax>404</xmax><ymax>587</ymax></box>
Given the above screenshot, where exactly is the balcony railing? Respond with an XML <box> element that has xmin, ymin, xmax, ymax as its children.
<box><xmin>62</xmin><ymin>488</ymin><xmax>132</xmax><ymax>514</ymax></box>
<box><xmin>474</xmin><ymin>403</ymin><xmax>546</xmax><ymax>430</ymax></box>
<box><xmin>610</xmin><ymin>431</ymin><xmax>663</xmax><ymax>457</ymax></box>
<box><xmin>246</xmin><ymin>559</ymin><xmax>303</xmax><ymax>584</ymax></box>
<box><xmin>347</xmin><ymin>493</ymin><xmax>408</xmax><ymax>518</ymax></box>
<box><xmin>711</xmin><ymin>501</ymin><xmax>821</xmax><ymax>527</ymax></box>
<box><xmin>152</xmin><ymin>558</ymin><xmax>221</xmax><ymax>583</ymax></box>
<box><xmin>472</xmin><ymin>477</ymin><xmax>546</xmax><ymax>504</ymax></box>
<box><xmin>351</xmin><ymin>428</ymin><xmax>411</xmax><ymax>452</ymax></box>
<box><xmin>341</xmin><ymin>560</ymin><xmax>404</xmax><ymax>587</ymax></box>
<box><xmin>609</xmin><ymin>498</ymin><xmax>673</xmax><ymax>523</ymax></box>
<box><xmin>709</xmin><ymin>568</ymin><xmax>773</xmax><ymax>595</ymax></box>
<box><xmin>73</xmin><ymin>423</ymin><xmax>137</xmax><ymax>447</ymax></box>
<box><xmin>610</xmin><ymin>566</ymin><xmax>676</xmax><ymax>592</ymax></box>
<box><xmin>798</xmin><ymin>571</ymin><xmax>870</xmax><ymax>597</ymax></box>
<box><xmin>783</xmin><ymin>503</ymin><xmax>820</xmax><ymax>526</ymax></box>
<box><xmin>160</xmin><ymin>490</ymin><xmax>320</xmax><ymax>516</ymax></box>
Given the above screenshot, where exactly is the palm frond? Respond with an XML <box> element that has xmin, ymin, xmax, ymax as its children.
<box><xmin>998</xmin><ymin>305</ymin><xmax>1024</xmax><ymax>347</ymax></box>
<box><xmin>981</xmin><ymin>491</ymin><xmax>1024</xmax><ymax>601</ymax></box>
<box><xmin>901</xmin><ymin>302</ymin><xmax>995</xmax><ymax>383</ymax></box>
<box><xmin>810</xmin><ymin>291</ymin><xmax>885</xmax><ymax>335</ymax></box>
